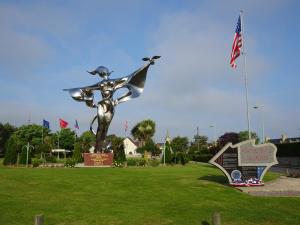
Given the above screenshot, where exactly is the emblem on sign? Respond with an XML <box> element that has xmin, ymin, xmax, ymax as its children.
<box><xmin>209</xmin><ymin>140</ymin><xmax>278</xmax><ymax>186</ymax></box>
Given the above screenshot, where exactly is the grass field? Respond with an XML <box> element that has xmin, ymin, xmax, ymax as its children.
<box><xmin>0</xmin><ymin>162</ymin><xmax>299</xmax><ymax>225</ymax></box>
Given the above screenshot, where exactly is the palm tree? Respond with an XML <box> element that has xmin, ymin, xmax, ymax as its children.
<box><xmin>131</xmin><ymin>119</ymin><xmax>156</xmax><ymax>147</ymax></box>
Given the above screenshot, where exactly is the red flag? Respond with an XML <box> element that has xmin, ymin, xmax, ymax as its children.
<box><xmin>59</xmin><ymin>118</ymin><xmax>68</xmax><ymax>128</ymax></box>
<box><xmin>230</xmin><ymin>15</ymin><xmax>242</xmax><ymax>68</ymax></box>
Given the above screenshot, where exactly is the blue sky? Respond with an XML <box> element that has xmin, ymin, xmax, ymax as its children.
<box><xmin>0</xmin><ymin>0</ymin><xmax>299</xmax><ymax>142</ymax></box>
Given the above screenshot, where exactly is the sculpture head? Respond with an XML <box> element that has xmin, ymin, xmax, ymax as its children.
<box><xmin>87</xmin><ymin>66</ymin><xmax>112</xmax><ymax>79</ymax></box>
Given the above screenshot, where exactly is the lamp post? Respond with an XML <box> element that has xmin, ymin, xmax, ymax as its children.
<box><xmin>253</xmin><ymin>104</ymin><xmax>265</xmax><ymax>143</ymax></box>
<box><xmin>209</xmin><ymin>125</ymin><xmax>216</xmax><ymax>145</ymax></box>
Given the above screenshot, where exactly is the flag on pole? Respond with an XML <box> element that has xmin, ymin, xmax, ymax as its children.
<box><xmin>43</xmin><ymin>119</ymin><xmax>50</xmax><ymax>129</ymax></box>
<box><xmin>74</xmin><ymin>120</ymin><xmax>79</xmax><ymax>129</ymax></box>
<box><xmin>230</xmin><ymin>15</ymin><xmax>242</xmax><ymax>68</ymax></box>
<box><xmin>124</xmin><ymin>120</ymin><xmax>128</xmax><ymax>133</ymax></box>
<box><xmin>59</xmin><ymin>118</ymin><xmax>68</xmax><ymax>128</ymax></box>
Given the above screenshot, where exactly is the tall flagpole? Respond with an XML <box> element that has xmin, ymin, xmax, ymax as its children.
<box><xmin>240</xmin><ymin>10</ymin><xmax>251</xmax><ymax>140</ymax></box>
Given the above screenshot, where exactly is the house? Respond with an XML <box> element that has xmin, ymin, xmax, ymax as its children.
<box><xmin>123</xmin><ymin>137</ymin><xmax>141</xmax><ymax>157</ymax></box>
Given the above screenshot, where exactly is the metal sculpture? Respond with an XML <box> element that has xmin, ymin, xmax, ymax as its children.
<box><xmin>64</xmin><ymin>56</ymin><xmax>160</xmax><ymax>152</ymax></box>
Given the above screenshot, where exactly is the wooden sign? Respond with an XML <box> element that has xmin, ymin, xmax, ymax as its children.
<box><xmin>209</xmin><ymin>140</ymin><xmax>278</xmax><ymax>186</ymax></box>
<box><xmin>83</xmin><ymin>153</ymin><xmax>113</xmax><ymax>167</ymax></box>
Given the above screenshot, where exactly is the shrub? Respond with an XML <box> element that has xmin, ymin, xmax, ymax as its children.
<box><xmin>32</xmin><ymin>159</ymin><xmax>43</xmax><ymax>167</ymax></box>
<box><xmin>45</xmin><ymin>154</ymin><xmax>57</xmax><ymax>163</ymax></box>
<box><xmin>64</xmin><ymin>158</ymin><xmax>76</xmax><ymax>168</ymax></box>
<box><xmin>126</xmin><ymin>157</ymin><xmax>139</xmax><ymax>166</ymax></box>
<box><xmin>149</xmin><ymin>159</ymin><xmax>160</xmax><ymax>167</ymax></box>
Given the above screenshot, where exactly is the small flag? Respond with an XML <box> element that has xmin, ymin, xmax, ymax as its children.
<box><xmin>74</xmin><ymin>120</ymin><xmax>79</xmax><ymax>129</ymax></box>
<box><xmin>230</xmin><ymin>15</ymin><xmax>242</xmax><ymax>68</ymax></box>
<box><xmin>59</xmin><ymin>118</ymin><xmax>68</xmax><ymax>128</ymax></box>
<box><xmin>43</xmin><ymin>119</ymin><xmax>50</xmax><ymax>129</ymax></box>
<box><xmin>124</xmin><ymin>120</ymin><xmax>128</xmax><ymax>133</ymax></box>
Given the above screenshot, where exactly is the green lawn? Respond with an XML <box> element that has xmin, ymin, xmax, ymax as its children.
<box><xmin>0</xmin><ymin>163</ymin><xmax>298</xmax><ymax>225</ymax></box>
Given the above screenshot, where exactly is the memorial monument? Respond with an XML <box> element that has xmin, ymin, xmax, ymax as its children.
<box><xmin>209</xmin><ymin>139</ymin><xmax>278</xmax><ymax>186</ymax></box>
<box><xmin>64</xmin><ymin>56</ymin><xmax>160</xmax><ymax>165</ymax></box>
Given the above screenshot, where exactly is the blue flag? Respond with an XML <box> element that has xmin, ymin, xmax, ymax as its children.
<box><xmin>43</xmin><ymin>119</ymin><xmax>50</xmax><ymax>129</ymax></box>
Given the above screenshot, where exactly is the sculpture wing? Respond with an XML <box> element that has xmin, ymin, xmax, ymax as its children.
<box><xmin>114</xmin><ymin>57</ymin><xmax>159</xmax><ymax>105</ymax></box>
<box><xmin>63</xmin><ymin>83</ymin><xmax>99</xmax><ymax>108</ymax></box>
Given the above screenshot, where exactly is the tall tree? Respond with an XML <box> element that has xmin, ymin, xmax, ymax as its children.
<box><xmin>0</xmin><ymin>122</ymin><xmax>17</xmax><ymax>154</ymax></box>
<box><xmin>218</xmin><ymin>132</ymin><xmax>239</xmax><ymax>148</ymax></box>
<box><xmin>171</xmin><ymin>136</ymin><xmax>189</xmax><ymax>153</ymax></box>
<box><xmin>53</xmin><ymin>128</ymin><xmax>76</xmax><ymax>150</ymax></box>
<box><xmin>238</xmin><ymin>131</ymin><xmax>260</xmax><ymax>144</ymax></box>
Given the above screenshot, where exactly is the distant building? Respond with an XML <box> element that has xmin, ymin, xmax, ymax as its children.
<box><xmin>123</xmin><ymin>137</ymin><xmax>141</xmax><ymax>157</ymax></box>
<box><xmin>267</xmin><ymin>134</ymin><xmax>300</xmax><ymax>144</ymax></box>
<box><xmin>267</xmin><ymin>135</ymin><xmax>300</xmax><ymax>167</ymax></box>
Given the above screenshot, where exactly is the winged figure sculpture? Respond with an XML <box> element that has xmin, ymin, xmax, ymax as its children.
<box><xmin>64</xmin><ymin>56</ymin><xmax>160</xmax><ymax>152</ymax></box>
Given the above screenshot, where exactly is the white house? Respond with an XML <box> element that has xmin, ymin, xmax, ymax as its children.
<box><xmin>123</xmin><ymin>137</ymin><xmax>141</xmax><ymax>157</ymax></box>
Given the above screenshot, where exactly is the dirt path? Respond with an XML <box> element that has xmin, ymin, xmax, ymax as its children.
<box><xmin>236</xmin><ymin>176</ymin><xmax>300</xmax><ymax>197</ymax></box>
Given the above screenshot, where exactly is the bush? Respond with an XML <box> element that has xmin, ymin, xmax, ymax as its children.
<box><xmin>64</xmin><ymin>158</ymin><xmax>76</xmax><ymax>168</ymax></box>
<box><xmin>32</xmin><ymin>159</ymin><xmax>43</xmax><ymax>167</ymax></box>
<box><xmin>45</xmin><ymin>154</ymin><xmax>57</xmax><ymax>163</ymax></box>
<box><xmin>149</xmin><ymin>159</ymin><xmax>160</xmax><ymax>167</ymax></box>
<box><xmin>126</xmin><ymin>158</ymin><xmax>139</xmax><ymax>166</ymax></box>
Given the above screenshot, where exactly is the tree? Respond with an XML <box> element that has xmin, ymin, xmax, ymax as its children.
<box><xmin>238</xmin><ymin>131</ymin><xmax>260</xmax><ymax>144</ymax></box>
<box><xmin>78</xmin><ymin>131</ymin><xmax>96</xmax><ymax>152</ymax></box>
<box><xmin>131</xmin><ymin>119</ymin><xmax>156</xmax><ymax>159</ymax></box>
<box><xmin>136</xmin><ymin>139</ymin><xmax>161</xmax><ymax>157</ymax></box>
<box><xmin>14</xmin><ymin>124</ymin><xmax>50</xmax><ymax>152</ymax></box>
<box><xmin>3</xmin><ymin>135</ymin><xmax>21</xmax><ymax>165</ymax></box>
<box><xmin>218</xmin><ymin>132</ymin><xmax>239</xmax><ymax>148</ymax></box>
<box><xmin>106</xmin><ymin>135</ymin><xmax>126</xmax><ymax>163</ymax></box>
<box><xmin>188</xmin><ymin>134</ymin><xmax>211</xmax><ymax>162</ymax></box>
<box><xmin>53</xmin><ymin>128</ymin><xmax>76</xmax><ymax>150</ymax></box>
<box><xmin>171</xmin><ymin>136</ymin><xmax>189</xmax><ymax>153</ymax></box>
<box><xmin>0</xmin><ymin>122</ymin><xmax>17</xmax><ymax>155</ymax></box>
<box><xmin>131</xmin><ymin>119</ymin><xmax>156</xmax><ymax>146</ymax></box>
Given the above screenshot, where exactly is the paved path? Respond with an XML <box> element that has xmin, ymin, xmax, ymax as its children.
<box><xmin>236</xmin><ymin>176</ymin><xmax>300</xmax><ymax>197</ymax></box>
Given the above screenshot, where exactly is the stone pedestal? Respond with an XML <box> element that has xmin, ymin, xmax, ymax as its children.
<box><xmin>83</xmin><ymin>153</ymin><xmax>113</xmax><ymax>167</ymax></box>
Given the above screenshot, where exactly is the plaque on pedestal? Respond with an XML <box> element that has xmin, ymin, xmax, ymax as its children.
<box><xmin>83</xmin><ymin>153</ymin><xmax>113</xmax><ymax>167</ymax></box>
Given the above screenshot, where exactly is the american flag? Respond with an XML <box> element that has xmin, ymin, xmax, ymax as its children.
<box><xmin>230</xmin><ymin>15</ymin><xmax>242</xmax><ymax>68</ymax></box>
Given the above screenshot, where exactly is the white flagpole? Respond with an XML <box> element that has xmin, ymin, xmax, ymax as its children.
<box><xmin>240</xmin><ymin>10</ymin><xmax>252</xmax><ymax>140</ymax></box>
